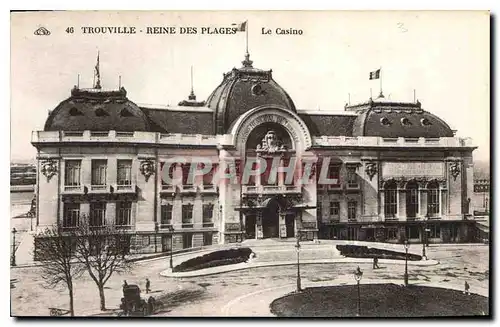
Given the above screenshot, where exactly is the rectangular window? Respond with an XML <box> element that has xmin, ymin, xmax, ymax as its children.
<box><xmin>182</xmin><ymin>163</ymin><xmax>192</xmax><ymax>186</ymax></box>
<box><xmin>246</xmin><ymin>161</ymin><xmax>257</xmax><ymax>186</ymax></box>
<box><xmin>427</xmin><ymin>188</ymin><xmax>440</xmax><ymax>217</ymax></box>
<box><xmin>407</xmin><ymin>226</ymin><xmax>420</xmax><ymax>239</ymax></box>
<box><xmin>183</xmin><ymin>233</ymin><xmax>193</xmax><ymax>248</ymax></box>
<box><xmin>327</xmin><ymin>164</ymin><xmax>340</xmax><ymax>186</ymax></box>
<box><xmin>63</xmin><ymin>203</ymin><xmax>80</xmax><ymax>228</ymax></box>
<box><xmin>385</xmin><ymin>189</ymin><xmax>398</xmax><ymax>218</ymax></box>
<box><xmin>203</xmin><ymin>204</ymin><xmax>214</xmax><ymax>227</ymax></box>
<box><xmin>160</xmin><ymin>204</ymin><xmax>172</xmax><ymax>226</ymax></box>
<box><xmin>91</xmin><ymin>159</ymin><xmax>107</xmax><ymax>186</ymax></box>
<box><xmin>90</xmin><ymin>202</ymin><xmax>106</xmax><ymax>226</ymax></box>
<box><xmin>64</xmin><ymin>160</ymin><xmax>81</xmax><ymax>186</ymax></box>
<box><xmin>203</xmin><ymin>232</ymin><xmax>213</xmax><ymax>246</ymax></box>
<box><xmin>116</xmin><ymin>201</ymin><xmax>132</xmax><ymax>226</ymax></box>
<box><xmin>182</xmin><ymin>204</ymin><xmax>193</xmax><ymax>228</ymax></box>
<box><xmin>203</xmin><ymin>163</ymin><xmax>217</xmax><ymax>186</ymax></box>
<box><xmin>162</xmin><ymin>235</ymin><xmax>172</xmax><ymax>252</ymax></box>
<box><xmin>346</xmin><ymin>166</ymin><xmax>358</xmax><ymax>188</ymax></box>
<box><xmin>348</xmin><ymin>201</ymin><xmax>357</xmax><ymax>221</ymax></box>
<box><xmin>329</xmin><ymin>201</ymin><xmax>340</xmax><ymax>219</ymax></box>
<box><xmin>161</xmin><ymin>162</ymin><xmax>176</xmax><ymax>186</ymax></box>
<box><xmin>117</xmin><ymin>160</ymin><xmax>132</xmax><ymax>186</ymax></box>
<box><xmin>387</xmin><ymin>228</ymin><xmax>399</xmax><ymax>240</ymax></box>
<box><xmin>429</xmin><ymin>224</ymin><xmax>441</xmax><ymax>238</ymax></box>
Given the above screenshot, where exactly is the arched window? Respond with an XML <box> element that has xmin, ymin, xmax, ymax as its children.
<box><xmin>384</xmin><ymin>181</ymin><xmax>397</xmax><ymax>218</ymax></box>
<box><xmin>406</xmin><ymin>181</ymin><xmax>419</xmax><ymax>219</ymax></box>
<box><xmin>427</xmin><ymin>181</ymin><xmax>440</xmax><ymax>217</ymax></box>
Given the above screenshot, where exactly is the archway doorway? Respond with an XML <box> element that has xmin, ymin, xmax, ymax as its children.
<box><xmin>245</xmin><ymin>214</ymin><xmax>256</xmax><ymax>239</ymax></box>
<box><xmin>263</xmin><ymin>198</ymin><xmax>280</xmax><ymax>238</ymax></box>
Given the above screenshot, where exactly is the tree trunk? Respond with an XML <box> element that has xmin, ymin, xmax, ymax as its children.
<box><xmin>98</xmin><ymin>284</ymin><xmax>106</xmax><ymax>311</ymax></box>
<box><xmin>68</xmin><ymin>284</ymin><xmax>75</xmax><ymax>316</ymax></box>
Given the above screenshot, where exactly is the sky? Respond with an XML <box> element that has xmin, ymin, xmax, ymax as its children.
<box><xmin>10</xmin><ymin>10</ymin><xmax>490</xmax><ymax>162</ymax></box>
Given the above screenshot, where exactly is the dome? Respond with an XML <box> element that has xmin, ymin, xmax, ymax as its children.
<box><xmin>44</xmin><ymin>87</ymin><xmax>151</xmax><ymax>132</ymax></box>
<box><xmin>349</xmin><ymin>98</ymin><xmax>454</xmax><ymax>138</ymax></box>
<box><xmin>206</xmin><ymin>54</ymin><xmax>296</xmax><ymax>134</ymax></box>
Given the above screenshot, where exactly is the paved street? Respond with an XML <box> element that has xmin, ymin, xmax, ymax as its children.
<box><xmin>10</xmin><ymin>242</ymin><xmax>489</xmax><ymax>317</ymax></box>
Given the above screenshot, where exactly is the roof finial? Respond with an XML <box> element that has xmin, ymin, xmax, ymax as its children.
<box><xmin>242</xmin><ymin>52</ymin><xmax>253</xmax><ymax>68</ymax></box>
<box><xmin>188</xmin><ymin>65</ymin><xmax>196</xmax><ymax>100</ymax></box>
<box><xmin>94</xmin><ymin>51</ymin><xmax>101</xmax><ymax>89</ymax></box>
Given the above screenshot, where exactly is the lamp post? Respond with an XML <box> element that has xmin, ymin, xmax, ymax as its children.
<box><xmin>154</xmin><ymin>222</ymin><xmax>158</xmax><ymax>253</ymax></box>
<box><xmin>295</xmin><ymin>231</ymin><xmax>302</xmax><ymax>293</ymax></box>
<box><xmin>422</xmin><ymin>214</ymin><xmax>428</xmax><ymax>260</ymax></box>
<box><xmin>168</xmin><ymin>225</ymin><xmax>174</xmax><ymax>269</ymax></box>
<box><xmin>404</xmin><ymin>240</ymin><xmax>409</xmax><ymax>286</ymax></box>
<box><xmin>11</xmin><ymin>228</ymin><xmax>17</xmax><ymax>267</ymax></box>
<box><xmin>354</xmin><ymin>266</ymin><xmax>363</xmax><ymax>317</ymax></box>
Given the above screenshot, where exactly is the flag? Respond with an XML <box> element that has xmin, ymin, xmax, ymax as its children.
<box><xmin>232</xmin><ymin>21</ymin><xmax>247</xmax><ymax>32</ymax></box>
<box><xmin>369</xmin><ymin>69</ymin><xmax>380</xmax><ymax>80</ymax></box>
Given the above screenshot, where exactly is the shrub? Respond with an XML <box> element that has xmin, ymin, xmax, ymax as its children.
<box><xmin>173</xmin><ymin>247</ymin><xmax>253</xmax><ymax>272</ymax></box>
<box><xmin>336</xmin><ymin>245</ymin><xmax>422</xmax><ymax>261</ymax></box>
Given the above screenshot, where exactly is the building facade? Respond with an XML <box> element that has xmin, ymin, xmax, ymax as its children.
<box><xmin>32</xmin><ymin>54</ymin><xmax>478</xmax><ymax>253</ymax></box>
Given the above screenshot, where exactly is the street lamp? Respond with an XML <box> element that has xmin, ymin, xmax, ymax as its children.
<box><xmin>168</xmin><ymin>225</ymin><xmax>174</xmax><ymax>269</ymax></box>
<box><xmin>404</xmin><ymin>240</ymin><xmax>409</xmax><ymax>286</ymax></box>
<box><xmin>422</xmin><ymin>214</ymin><xmax>428</xmax><ymax>260</ymax></box>
<box><xmin>154</xmin><ymin>222</ymin><xmax>159</xmax><ymax>253</ymax></box>
<box><xmin>354</xmin><ymin>266</ymin><xmax>363</xmax><ymax>317</ymax></box>
<box><xmin>295</xmin><ymin>231</ymin><xmax>302</xmax><ymax>293</ymax></box>
<box><xmin>11</xmin><ymin>228</ymin><xmax>17</xmax><ymax>267</ymax></box>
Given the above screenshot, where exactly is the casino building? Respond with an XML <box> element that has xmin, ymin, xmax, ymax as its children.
<box><xmin>31</xmin><ymin>53</ymin><xmax>478</xmax><ymax>253</ymax></box>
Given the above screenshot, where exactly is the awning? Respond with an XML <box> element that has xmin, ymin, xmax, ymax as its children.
<box><xmin>476</xmin><ymin>221</ymin><xmax>490</xmax><ymax>233</ymax></box>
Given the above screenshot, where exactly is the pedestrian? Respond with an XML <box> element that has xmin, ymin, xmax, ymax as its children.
<box><xmin>146</xmin><ymin>278</ymin><xmax>151</xmax><ymax>294</ymax></box>
<box><xmin>464</xmin><ymin>281</ymin><xmax>470</xmax><ymax>295</ymax></box>
<box><xmin>373</xmin><ymin>256</ymin><xmax>380</xmax><ymax>269</ymax></box>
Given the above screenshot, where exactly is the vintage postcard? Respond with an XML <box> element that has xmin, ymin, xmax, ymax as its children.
<box><xmin>10</xmin><ymin>10</ymin><xmax>490</xmax><ymax>317</ymax></box>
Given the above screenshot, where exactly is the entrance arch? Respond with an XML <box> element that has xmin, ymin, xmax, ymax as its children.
<box><xmin>261</xmin><ymin>197</ymin><xmax>280</xmax><ymax>238</ymax></box>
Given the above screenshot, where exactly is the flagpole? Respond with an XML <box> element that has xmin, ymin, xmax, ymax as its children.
<box><xmin>379</xmin><ymin>66</ymin><xmax>383</xmax><ymax>97</ymax></box>
<box><xmin>246</xmin><ymin>20</ymin><xmax>249</xmax><ymax>55</ymax></box>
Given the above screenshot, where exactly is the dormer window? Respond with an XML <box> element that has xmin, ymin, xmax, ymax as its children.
<box><xmin>69</xmin><ymin>107</ymin><xmax>84</xmax><ymax>116</ymax></box>
<box><xmin>380</xmin><ymin>117</ymin><xmax>391</xmax><ymax>126</ymax></box>
<box><xmin>420</xmin><ymin>118</ymin><xmax>432</xmax><ymax>126</ymax></box>
<box><xmin>401</xmin><ymin>117</ymin><xmax>411</xmax><ymax>126</ymax></box>
<box><xmin>95</xmin><ymin>108</ymin><xmax>109</xmax><ymax>117</ymax></box>
<box><xmin>251</xmin><ymin>83</ymin><xmax>263</xmax><ymax>96</ymax></box>
<box><xmin>120</xmin><ymin>108</ymin><xmax>134</xmax><ymax>117</ymax></box>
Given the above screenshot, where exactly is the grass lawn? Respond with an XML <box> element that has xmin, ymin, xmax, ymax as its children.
<box><xmin>270</xmin><ymin>283</ymin><xmax>489</xmax><ymax>317</ymax></box>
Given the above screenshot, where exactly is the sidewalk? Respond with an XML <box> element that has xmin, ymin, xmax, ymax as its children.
<box><xmin>160</xmin><ymin>257</ymin><xmax>439</xmax><ymax>278</ymax></box>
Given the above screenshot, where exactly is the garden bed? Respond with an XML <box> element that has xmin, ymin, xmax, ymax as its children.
<box><xmin>173</xmin><ymin>247</ymin><xmax>253</xmax><ymax>272</ymax></box>
<box><xmin>270</xmin><ymin>284</ymin><xmax>489</xmax><ymax>317</ymax></box>
<box><xmin>336</xmin><ymin>244</ymin><xmax>422</xmax><ymax>261</ymax></box>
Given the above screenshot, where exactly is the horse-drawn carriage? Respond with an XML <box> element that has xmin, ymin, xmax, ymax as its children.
<box><xmin>119</xmin><ymin>284</ymin><xmax>156</xmax><ymax>316</ymax></box>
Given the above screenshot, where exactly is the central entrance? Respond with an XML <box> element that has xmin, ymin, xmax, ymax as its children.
<box><xmin>262</xmin><ymin>198</ymin><xmax>280</xmax><ymax>238</ymax></box>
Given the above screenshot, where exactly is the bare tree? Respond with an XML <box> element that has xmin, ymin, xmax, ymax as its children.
<box><xmin>35</xmin><ymin>227</ymin><xmax>84</xmax><ymax>316</ymax></box>
<box><xmin>73</xmin><ymin>216</ymin><xmax>132</xmax><ymax>311</ymax></box>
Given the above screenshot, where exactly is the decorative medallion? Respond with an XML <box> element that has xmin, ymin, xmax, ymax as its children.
<box><xmin>365</xmin><ymin>162</ymin><xmax>377</xmax><ymax>181</ymax></box>
<box><xmin>256</xmin><ymin>130</ymin><xmax>287</xmax><ymax>154</ymax></box>
<box><xmin>449</xmin><ymin>161</ymin><xmax>461</xmax><ymax>181</ymax></box>
<box><xmin>40</xmin><ymin>159</ymin><xmax>58</xmax><ymax>182</ymax></box>
<box><xmin>139</xmin><ymin>159</ymin><xmax>155</xmax><ymax>182</ymax></box>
